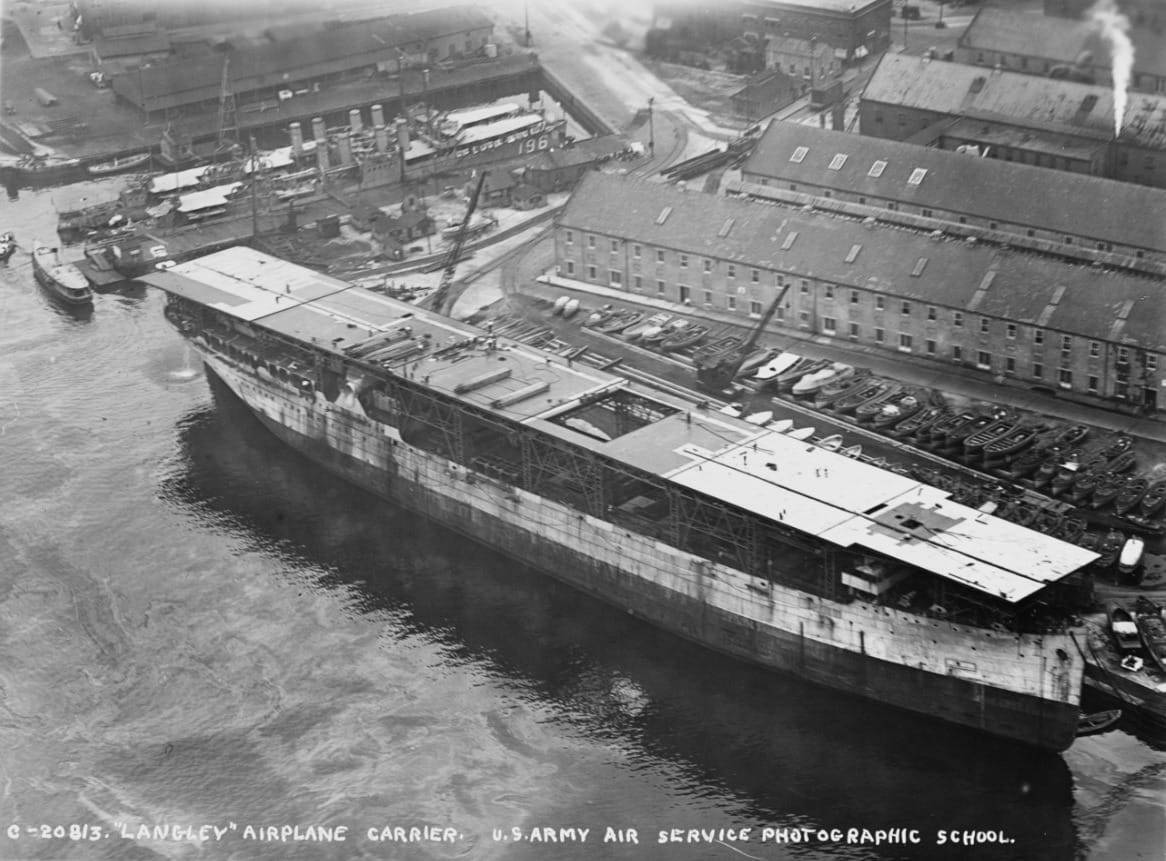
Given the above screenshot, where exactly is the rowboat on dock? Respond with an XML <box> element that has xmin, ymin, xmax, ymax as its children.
<box><xmin>0</xmin><ymin>231</ymin><xmax>15</xmax><ymax>263</ymax></box>
<box><xmin>816</xmin><ymin>434</ymin><xmax>844</xmax><ymax>451</ymax></box>
<box><xmin>625</xmin><ymin>313</ymin><xmax>673</xmax><ymax>342</ymax></box>
<box><xmin>1105</xmin><ymin>450</ymin><xmax>1137</xmax><ymax>475</ymax></box>
<box><xmin>1134</xmin><ymin>598</ymin><xmax>1166</xmax><ymax>674</ymax></box>
<box><xmin>833</xmin><ymin>379</ymin><xmax>896</xmax><ymax>416</ymax></box>
<box><xmin>853</xmin><ymin>383</ymin><xmax>907</xmax><ymax>422</ymax></box>
<box><xmin>1107</xmin><ymin>603</ymin><xmax>1141</xmax><ymax>652</ymax></box>
<box><xmin>1141</xmin><ymin>480</ymin><xmax>1166</xmax><ymax>516</ymax></box>
<box><xmin>735</xmin><ymin>348</ymin><xmax>776</xmax><ymax>378</ymax></box>
<box><xmin>594</xmin><ymin>309</ymin><xmax>644</xmax><ymax>334</ymax></box>
<box><xmin>890</xmin><ymin>404</ymin><xmax>947</xmax><ymax>440</ymax></box>
<box><xmin>813</xmin><ymin>372</ymin><xmax>870</xmax><ymax>409</ymax></box>
<box><xmin>791</xmin><ymin>362</ymin><xmax>853</xmax><ymax>397</ymax></box>
<box><xmin>869</xmin><ymin>390</ymin><xmax>924</xmax><ymax>429</ymax></box>
<box><xmin>692</xmin><ymin>336</ymin><xmax>742</xmax><ymax>367</ymax></box>
<box><xmin>982</xmin><ymin>425</ymin><xmax>1040</xmax><ymax>461</ymax></box>
<box><xmin>927</xmin><ymin>411</ymin><xmax>978</xmax><ymax>447</ymax></box>
<box><xmin>787</xmin><ymin>426</ymin><xmax>815</xmax><ymax>441</ymax></box>
<box><xmin>942</xmin><ymin>415</ymin><xmax>996</xmax><ymax>450</ymax></box>
<box><xmin>1094</xmin><ymin>529</ymin><xmax>1125</xmax><ymax>569</ymax></box>
<box><xmin>1114</xmin><ymin>478</ymin><xmax>1150</xmax><ymax>515</ymax></box>
<box><xmin>753</xmin><ymin>352</ymin><xmax>802</xmax><ymax>383</ymax></box>
<box><xmin>963</xmin><ymin>417</ymin><xmax>1017</xmax><ymax>459</ymax></box>
<box><xmin>767</xmin><ymin>418</ymin><xmax>794</xmax><ymax>432</ymax></box>
<box><xmin>774</xmin><ymin>358</ymin><xmax>830</xmax><ymax>392</ymax></box>
<box><xmin>659</xmin><ymin>322</ymin><xmax>708</xmax><ymax>352</ymax></box>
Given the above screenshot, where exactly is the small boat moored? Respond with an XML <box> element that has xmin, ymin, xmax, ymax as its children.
<box><xmin>1133</xmin><ymin>598</ymin><xmax>1166</xmax><ymax>673</ymax></box>
<box><xmin>32</xmin><ymin>244</ymin><xmax>92</xmax><ymax>305</ymax></box>
<box><xmin>0</xmin><ymin>231</ymin><xmax>15</xmax><ymax>263</ymax></box>
<box><xmin>1076</xmin><ymin>709</ymin><xmax>1122</xmax><ymax>737</ymax></box>
<box><xmin>86</xmin><ymin>151</ymin><xmax>152</xmax><ymax>176</ymax></box>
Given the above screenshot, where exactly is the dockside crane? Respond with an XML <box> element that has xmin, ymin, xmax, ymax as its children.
<box><xmin>695</xmin><ymin>283</ymin><xmax>790</xmax><ymax>392</ymax></box>
<box><xmin>425</xmin><ymin>169</ymin><xmax>488</xmax><ymax>315</ymax></box>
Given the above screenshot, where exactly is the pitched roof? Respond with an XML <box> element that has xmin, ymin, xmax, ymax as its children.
<box><xmin>94</xmin><ymin>31</ymin><xmax>171</xmax><ymax>58</ymax></box>
<box><xmin>739</xmin><ymin>121</ymin><xmax>1166</xmax><ymax>253</ymax></box>
<box><xmin>863</xmin><ymin>53</ymin><xmax>1163</xmax><ymax>144</ymax></box>
<box><xmin>559</xmin><ymin>172</ymin><xmax>1165</xmax><ymax>351</ymax></box>
<box><xmin>959</xmin><ymin>7</ymin><xmax>1166</xmax><ymax>80</ymax></box>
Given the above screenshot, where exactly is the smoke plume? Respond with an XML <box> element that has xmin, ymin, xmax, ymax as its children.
<box><xmin>1088</xmin><ymin>0</ymin><xmax>1135</xmax><ymax>137</ymax></box>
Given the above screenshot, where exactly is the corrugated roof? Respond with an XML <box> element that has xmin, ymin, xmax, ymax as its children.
<box><xmin>93</xmin><ymin>31</ymin><xmax>171</xmax><ymax>57</ymax></box>
<box><xmin>111</xmin><ymin>6</ymin><xmax>493</xmax><ymax>110</ymax></box>
<box><xmin>958</xmin><ymin>8</ymin><xmax>1166</xmax><ymax>80</ymax></box>
<box><xmin>862</xmin><ymin>53</ymin><xmax>1161</xmax><ymax>144</ymax></box>
<box><xmin>739</xmin><ymin>121</ymin><xmax>1166</xmax><ymax>253</ymax></box>
<box><xmin>559</xmin><ymin>172</ymin><xmax>1166</xmax><ymax>352</ymax></box>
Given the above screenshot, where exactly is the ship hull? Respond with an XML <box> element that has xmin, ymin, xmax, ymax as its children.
<box><xmin>204</xmin><ymin>354</ymin><xmax>1081</xmax><ymax>751</ymax></box>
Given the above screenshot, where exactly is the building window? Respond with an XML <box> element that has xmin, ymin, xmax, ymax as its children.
<box><xmin>751</xmin><ymin>269</ymin><xmax>760</xmax><ymax>283</ymax></box>
<box><xmin>849</xmin><ymin>322</ymin><xmax>860</xmax><ymax>339</ymax></box>
<box><xmin>1064</xmin><ymin>236</ymin><xmax>1074</xmax><ymax>245</ymax></box>
<box><xmin>953</xmin><ymin>345</ymin><xmax>963</xmax><ymax>361</ymax></box>
<box><xmin>980</xmin><ymin>318</ymin><xmax>990</xmax><ymax>335</ymax></box>
<box><xmin>1005</xmin><ymin>356</ymin><xmax>1016</xmax><ymax>374</ymax></box>
<box><xmin>587</xmin><ymin>264</ymin><xmax>597</xmax><ymax>279</ymax></box>
<box><xmin>1033</xmin><ymin>362</ymin><xmax>1043</xmax><ymax>379</ymax></box>
<box><xmin>1061</xmin><ymin>335</ymin><xmax>1072</xmax><ymax>353</ymax></box>
<box><xmin>704</xmin><ymin>290</ymin><xmax>712</xmax><ymax>307</ymax></box>
<box><xmin>851</xmin><ymin>290</ymin><xmax>860</xmax><ymax>305</ymax></box>
<box><xmin>1006</xmin><ymin>323</ymin><xmax>1017</xmax><ymax>339</ymax></box>
<box><xmin>1088</xmin><ymin>375</ymin><xmax>1099</xmax><ymax>393</ymax></box>
<box><xmin>657</xmin><ymin>250</ymin><xmax>665</xmax><ymax>263</ymax></box>
<box><xmin>1026</xmin><ymin>229</ymin><xmax>1035</xmax><ymax>237</ymax></box>
<box><xmin>989</xmin><ymin>221</ymin><xmax>998</xmax><ymax>230</ymax></box>
<box><xmin>727</xmin><ymin>264</ymin><xmax>736</xmax><ymax>278</ymax></box>
<box><xmin>875</xmin><ymin>295</ymin><xmax>885</xmax><ymax>311</ymax></box>
<box><xmin>704</xmin><ymin>258</ymin><xmax>712</xmax><ymax>273</ymax></box>
<box><xmin>657</xmin><ymin>280</ymin><xmax>665</xmax><ymax>294</ymax></box>
<box><xmin>609</xmin><ymin>270</ymin><xmax>622</xmax><ymax>286</ymax></box>
<box><xmin>798</xmin><ymin>310</ymin><xmax>810</xmax><ymax>326</ymax></box>
<box><xmin>927</xmin><ymin>306</ymin><xmax>936</xmax><ymax>321</ymax></box>
<box><xmin>1059</xmin><ymin>369</ymin><xmax>1072</xmax><ymax>389</ymax></box>
<box><xmin>633</xmin><ymin>244</ymin><xmax>641</xmax><ymax>258</ymax></box>
<box><xmin>800</xmin><ymin>278</ymin><xmax>809</xmax><ymax>293</ymax></box>
<box><xmin>565</xmin><ymin>260</ymin><xmax>575</xmax><ymax>275</ymax></box>
<box><xmin>926</xmin><ymin>338</ymin><xmax>936</xmax><ymax>355</ymax></box>
<box><xmin>953</xmin><ymin>310</ymin><xmax>962</xmax><ymax>327</ymax></box>
<box><xmin>1117</xmin><ymin>346</ymin><xmax>1129</xmax><ymax>363</ymax></box>
<box><xmin>749</xmin><ymin>301</ymin><xmax>762</xmax><ymax>317</ymax></box>
<box><xmin>1033</xmin><ymin>328</ymin><xmax>1044</xmax><ymax>345</ymax></box>
<box><xmin>588</xmin><ymin>235</ymin><xmax>596</xmax><ymax>249</ymax></box>
<box><xmin>1147</xmin><ymin>354</ymin><xmax>1159</xmax><ymax>371</ymax></box>
<box><xmin>633</xmin><ymin>275</ymin><xmax>642</xmax><ymax>290</ymax></box>
<box><xmin>824</xmin><ymin>285</ymin><xmax>834</xmax><ymax>300</ymax></box>
<box><xmin>875</xmin><ymin>327</ymin><xmax>885</xmax><ymax>343</ymax></box>
<box><xmin>566</xmin><ymin>230</ymin><xmax>574</xmax><ymax>244</ymax></box>
<box><xmin>823</xmin><ymin>316</ymin><xmax>837</xmax><ymax>334</ymax></box>
<box><xmin>977</xmin><ymin>351</ymin><xmax>991</xmax><ymax>370</ymax></box>
<box><xmin>921</xmin><ymin>208</ymin><xmax>933</xmax><ymax>218</ymax></box>
<box><xmin>680</xmin><ymin>254</ymin><xmax>688</xmax><ymax>268</ymax></box>
<box><xmin>610</xmin><ymin>239</ymin><xmax>619</xmax><ymax>253</ymax></box>
<box><xmin>899</xmin><ymin>333</ymin><xmax>913</xmax><ymax>351</ymax></box>
<box><xmin>901</xmin><ymin>300</ymin><xmax>911</xmax><ymax>316</ymax></box>
<box><xmin>728</xmin><ymin>295</ymin><xmax>737</xmax><ymax>311</ymax></box>
<box><xmin>1089</xmin><ymin>341</ymin><xmax>1100</xmax><ymax>358</ymax></box>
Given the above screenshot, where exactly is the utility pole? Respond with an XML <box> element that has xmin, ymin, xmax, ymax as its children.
<box><xmin>648</xmin><ymin>97</ymin><xmax>655</xmax><ymax>155</ymax></box>
<box><xmin>249</xmin><ymin>134</ymin><xmax>259</xmax><ymax>239</ymax></box>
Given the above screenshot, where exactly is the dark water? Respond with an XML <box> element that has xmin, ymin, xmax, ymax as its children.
<box><xmin>1</xmin><ymin>184</ymin><xmax>1164</xmax><ymax>861</ymax></box>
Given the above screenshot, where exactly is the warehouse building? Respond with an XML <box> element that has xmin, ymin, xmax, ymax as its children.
<box><xmin>955</xmin><ymin>8</ymin><xmax>1166</xmax><ymax>95</ymax></box>
<box><xmin>735</xmin><ymin>121</ymin><xmax>1166</xmax><ymax>265</ymax></box>
<box><xmin>554</xmin><ymin>173</ymin><xmax>1164</xmax><ymax>415</ymax></box>
<box><xmin>110</xmin><ymin>7</ymin><xmax>494</xmax><ymax>119</ymax></box>
<box><xmin>860</xmin><ymin>53</ymin><xmax>1166</xmax><ymax>189</ymax></box>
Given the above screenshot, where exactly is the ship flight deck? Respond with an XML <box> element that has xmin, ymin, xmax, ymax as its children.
<box><xmin>145</xmin><ymin>247</ymin><xmax>1098</xmax><ymax>606</ymax></box>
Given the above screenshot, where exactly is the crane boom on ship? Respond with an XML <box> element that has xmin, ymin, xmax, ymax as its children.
<box><xmin>425</xmin><ymin>169</ymin><xmax>488</xmax><ymax>315</ymax></box>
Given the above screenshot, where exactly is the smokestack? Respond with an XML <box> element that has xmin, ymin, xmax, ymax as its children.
<box><xmin>316</xmin><ymin>142</ymin><xmax>330</xmax><ymax>171</ymax></box>
<box><xmin>395</xmin><ymin>118</ymin><xmax>410</xmax><ymax>156</ymax></box>
<box><xmin>337</xmin><ymin>134</ymin><xmax>352</xmax><ymax>165</ymax></box>
<box><xmin>371</xmin><ymin>103</ymin><xmax>385</xmax><ymax>127</ymax></box>
<box><xmin>1088</xmin><ymin>0</ymin><xmax>1134</xmax><ymax>137</ymax></box>
<box><xmin>349</xmin><ymin>108</ymin><xmax>363</xmax><ymax>133</ymax></box>
<box><xmin>311</xmin><ymin>116</ymin><xmax>326</xmax><ymax>142</ymax></box>
<box><xmin>374</xmin><ymin>125</ymin><xmax>389</xmax><ymax>153</ymax></box>
<box><xmin>289</xmin><ymin>121</ymin><xmax>303</xmax><ymax>157</ymax></box>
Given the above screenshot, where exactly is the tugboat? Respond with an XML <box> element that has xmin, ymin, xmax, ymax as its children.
<box><xmin>0</xmin><ymin>231</ymin><xmax>15</xmax><ymax>263</ymax></box>
<box><xmin>32</xmin><ymin>244</ymin><xmax>92</xmax><ymax>305</ymax></box>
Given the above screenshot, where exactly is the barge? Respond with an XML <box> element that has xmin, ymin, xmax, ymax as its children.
<box><xmin>145</xmin><ymin>247</ymin><xmax>1099</xmax><ymax>751</ymax></box>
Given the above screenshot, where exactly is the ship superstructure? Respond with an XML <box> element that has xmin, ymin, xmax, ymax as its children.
<box><xmin>146</xmin><ymin>246</ymin><xmax>1098</xmax><ymax>751</ymax></box>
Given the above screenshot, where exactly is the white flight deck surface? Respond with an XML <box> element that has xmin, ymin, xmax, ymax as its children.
<box><xmin>665</xmin><ymin>429</ymin><xmax>1099</xmax><ymax>603</ymax></box>
<box><xmin>146</xmin><ymin>247</ymin><xmax>1099</xmax><ymax>605</ymax></box>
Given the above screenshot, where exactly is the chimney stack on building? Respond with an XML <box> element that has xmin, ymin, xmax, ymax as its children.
<box><xmin>349</xmin><ymin>108</ymin><xmax>363</xmax><ymax>133</ymax></box>
<box><xmin>371</xmin><ymin>104</ymin><xmax>385</xmax><ymax>127</ymax></box>
<box><xmin>312</xmin><ymin>116</ymin><xmax>326</xmax><ymax>142</ymax></box>
<box><xmin>289</xmin><ymin>121</ymin><xmax>303</xmax><ymax>157</ymax></box>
